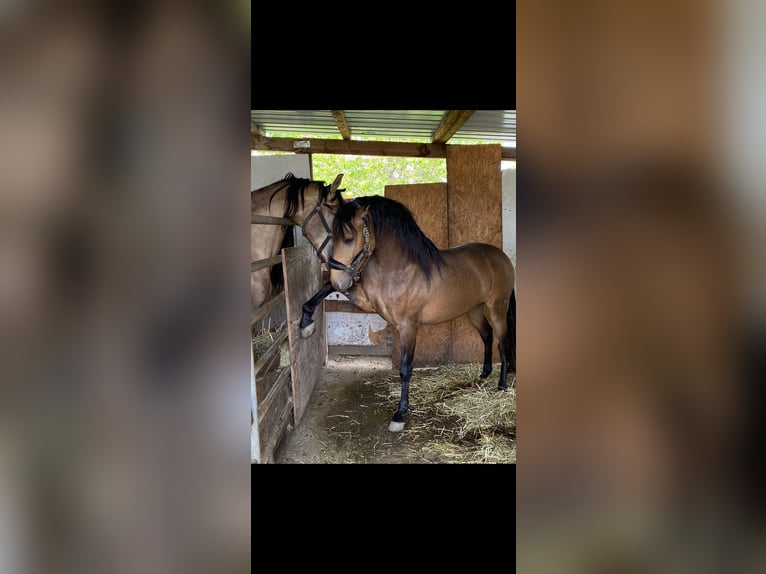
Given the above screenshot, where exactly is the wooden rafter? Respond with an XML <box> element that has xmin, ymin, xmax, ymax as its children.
<box><xmin>330</xmin><ymin>110</ymin><xmax>351</xmax><ymax>140</ymax></box>
<box><xmin>251</xmin><ymin>135</ymin><xmax>516</xmax><ymax>161</ymax></box>
<box><xmin>250</xmin><ymin>120</ymin><xmax>265</xmax><ymax>149</ymax></box>
<box><xmin>251</xmin><ymin>120</ymin><xmax>264</xmax><ymax>137</ymax></box>
<box><xmin>431</xmin><ymin>110</ymin><xmax>475</xmax><ymax>143</ymax></box>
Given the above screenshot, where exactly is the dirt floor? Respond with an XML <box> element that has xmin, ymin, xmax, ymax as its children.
<box><xmin>275</xmin><ymin>355</ymin><xmax>516</xmax><ymax>464</ymax></box>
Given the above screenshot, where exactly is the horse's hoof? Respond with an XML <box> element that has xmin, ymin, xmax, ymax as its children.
<box><xmin>300</xmin><ymin>322</ymin><xmax>316</xmax><ymax>338</ymax></box>
<box><xmin>496</xmin><ymin>386</ymin><xmax>508</xmax><ymax>392</ymax></box>
<box><xmin>388</xmin><ymin>421</ymin><xmax>405</xmax><ymax>432</ymax></box>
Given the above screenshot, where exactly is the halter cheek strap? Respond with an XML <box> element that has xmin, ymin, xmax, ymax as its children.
<box><xmin>301</xmin><ymin>204</ymin><xmax>332</xmax><ymax>262</ymax></box>
<box><xmin>301</xmin><ymin>184</ymin><xmax>335</xmax><ymax>263</ymax></box>
<box><xmin>328</xmin><ymin>220</ymin><xmax>372</xmax><ymax>283</ymax></box>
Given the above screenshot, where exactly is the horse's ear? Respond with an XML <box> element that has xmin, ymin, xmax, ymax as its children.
<box><xmin>330</xmin><ymin>174</ymin><xmax>344</xmax><ymax>191</ymax></box>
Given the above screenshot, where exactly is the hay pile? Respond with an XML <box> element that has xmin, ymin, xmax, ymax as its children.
<box><xmin>252</xmin><ymin>322</ymin><xmax>289</xmax><ymax>367</ymax></box>
<box><xmin>376</xmin><ymin>363</ymin><xmax>516</xmax><ymax>464</ymax></box>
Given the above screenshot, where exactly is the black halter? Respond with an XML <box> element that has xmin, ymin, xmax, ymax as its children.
<box><xmin>300</xmin><ymin>184</ymin><xmax>335</xmax><ymax>263</ymax></box>
<box><xmin>328</xmin><ymin>219</ymin><xmax>372</xmax><ymax>283</ymax></box>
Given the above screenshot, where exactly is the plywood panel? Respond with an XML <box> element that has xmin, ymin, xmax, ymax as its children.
<box><xmin>386</xmin><ymin>183</ymin><xmax>449</xmax><ymax>249</ymax></box>
<box><xmin>447</xmin><ymin>145</ymin><xmax>503</xmax><ymax>363</ymax></box>
<box><xmin>385</xmin><ymin>183</ymin><xmax>451</xmax><ymax>368</ymax></box>
<box><xmin>282</xmin><ymin>246</ymin><xmax>326</xmax><ymax>425</ymax></box>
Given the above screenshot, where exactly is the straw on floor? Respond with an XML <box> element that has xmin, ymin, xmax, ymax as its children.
<box><xmin>376</xmin><ymin>363</ymin><xmax>516</xmax><ymax>464</ymax></box>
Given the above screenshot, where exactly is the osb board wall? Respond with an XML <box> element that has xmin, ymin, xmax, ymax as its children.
<box><xmin>447</xmin><ymin>145</ymin><xmax>503</xmax><ymax>363</ymax></box>
<box><xmin>385</xmin><ymin>183</ymin><xmax>451</xmax><ymax>368</ymax></box>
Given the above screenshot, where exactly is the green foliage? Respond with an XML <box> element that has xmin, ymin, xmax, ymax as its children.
<box><xmin>254</xmin><ymin>130</ymin><xmax>518</xmax><ymax>196</ymax></box>
<box><xmin>265</xmin><ymin>131</ymin><xmax>446</xmax><ymax>197</ymax></box>
<box><xmin>312</xmin><ymin>154</ymin><xmax>445</xmax><ymax>197</ymax></box>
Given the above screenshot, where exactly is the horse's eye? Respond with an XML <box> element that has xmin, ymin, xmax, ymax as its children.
<box><xmin>344</xmin><ymin>236</ymin><xmax>353</xmax><ymax>244</ymax></box>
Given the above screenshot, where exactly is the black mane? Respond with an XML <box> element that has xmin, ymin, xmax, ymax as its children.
<box><xmin>333</xmin><ymin>196</ymin><xmax>446</xmax><ymax>281</ymax></box>
<box><xmin>253</xmin><ymin>173</ymin><xmax>342</xmax><ymax>218</ymax></box>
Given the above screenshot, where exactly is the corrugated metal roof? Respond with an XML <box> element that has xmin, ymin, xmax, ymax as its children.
<box><xmin>453</xmin><ymin>110</ymin><xmax>516</xmax><ymax>144</ymax></box>
<box><xmin>250</xmin><ymin>110</ymin><xmax>516</xmax><ymax>145</ymax></box>
<box><xmin>251</xmin><ymin>110</ymin><xmax>340</xmax><ymax>136</ymax></box>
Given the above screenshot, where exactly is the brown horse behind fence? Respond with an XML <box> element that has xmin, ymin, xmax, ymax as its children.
<box><xmin>251</xmin><ymin>173</ymin><xmax>344</xmax><ymax>310</ymax></box>
<box><xmin>328</xmin><ymin>196</ymin><xmax>516</xmax><ymax>432</ymax></box>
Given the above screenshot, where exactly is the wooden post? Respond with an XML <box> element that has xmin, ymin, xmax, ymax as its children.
<box><xmin>251</xmin><ymin>343</ymin><xmax>260</xmax><ymax>463</ymax></box>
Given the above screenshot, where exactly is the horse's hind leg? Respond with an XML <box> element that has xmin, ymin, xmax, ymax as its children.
<box><xmin>389</xmin><ymin>322</ymin><xmax>418</xmax><ymax>432</ymax></box>
<box><xmin>467</xmin><ymin>305</ymin><xmax>493</xmax><ymax>379</ymax></box>
<box><xmin>486</xmin><ymin>299</ymin><xmax>510</xmax><ymax>391</ymax></box>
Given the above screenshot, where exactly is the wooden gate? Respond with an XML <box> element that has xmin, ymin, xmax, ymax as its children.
<box><xmin>251</xmin><ymin>215</ymin><xmax>326</xmax><ymax>463</ymax></box>
<box><xmin>281</xmin><ymin>247</ymin><xmax>325</xmax><ymax>425</ymax></box>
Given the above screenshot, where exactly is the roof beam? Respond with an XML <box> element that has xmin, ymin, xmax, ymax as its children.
<box><xmin>251</xmin><ymin>136</ymin><xmax>516</xmax><ymax>161</ymax></box>
<box><xmin>431</xmin><ymin>110</ymin><xmax>475</xmax><ymax>143</ymax></box>
<box><xmin>252</xmin><ymin>136</ymin><xmax>444</xmax><ymax>158</ymax></box>
<box><xmin>330</xmin><ymin>110</ymin><xmax>351</xmax><ymax>140</ymax></box>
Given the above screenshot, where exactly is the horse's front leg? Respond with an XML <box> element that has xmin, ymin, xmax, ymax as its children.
<box><xmin>299</xmin><ymin>282</ymin><xmax>335</xmax><ymax>338</ymax></box>
<box><xmin>389</xmin><ymin>323</ymin><xmax>418</xmax><ymax>432</ymax></box>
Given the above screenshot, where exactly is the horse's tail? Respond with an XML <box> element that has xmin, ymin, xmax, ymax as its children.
<box><xmin>507</xmin><ymin>288</ymin><xmax>516</xmax><ymax>371</ymax></box>
<box><xmin>270</xmin><ymin>227</ymin><xmax>295</xmax><ymax>294</ymax></box>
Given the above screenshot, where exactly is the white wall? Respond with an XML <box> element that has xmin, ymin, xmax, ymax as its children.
<box><xmin>251</xmin><ymin>155</ymin><xmax>312</xmax><ymax>249</ymax></box>
<box><xmin>251</xmin><ymin>155</ymin><xmax>310</xmax><ymax>190</ymax></box>
<box><xmin>502</xmin><ymin>168</ymin><xmax>516</xmax><ymax>270</ymax></box>
<box><xmin>324</xmin><ymin>292</ymin><xmax>388</xmax><ymax>346</ymax></box>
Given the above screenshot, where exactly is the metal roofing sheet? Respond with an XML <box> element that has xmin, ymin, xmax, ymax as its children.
<box><xmin>250</xmin><ymin>109</ymin><xmax>516</xmax><ymax>144</ymax></box>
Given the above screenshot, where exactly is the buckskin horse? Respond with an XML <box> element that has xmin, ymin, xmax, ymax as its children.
<box><xmin>251</xmin><ymin>173</ymin><xmax>344</xmax><ymax>311</ymax></box>
<box><xmin>328</xmin><ymin>196</ymin><xmax>516</xmax><ymax>432</ymax></box>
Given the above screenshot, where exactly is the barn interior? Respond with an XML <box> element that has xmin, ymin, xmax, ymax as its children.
<box><xmin>250</xmin><ymin>110</ymin><xmax>516</xmax><ymax>464</ymax></box>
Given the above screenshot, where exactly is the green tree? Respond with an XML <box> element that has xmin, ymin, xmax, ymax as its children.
<box><xmin>254</xmin><ymin>131</ymin><xmax>515</xmax><ymax>195</ymax></box>
<box><xmin>262</xmin><ymin>132</ymin><xmax>447</xmax><ymax>197</ymax></box>
<box><xmin>312</xmin><ymin>154</ymin><xmax>445</xmax><ymax>198</ymax></box>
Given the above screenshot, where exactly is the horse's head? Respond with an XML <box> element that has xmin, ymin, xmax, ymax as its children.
<box><xmin>300</xmin><ymin>173</ymin><xmax>345</xmax><ymax>262</ymax></box>
<box><xmin>328</xmin><ymin>201</ymin><xmax>376</xmax><ymax>292</ymax></box>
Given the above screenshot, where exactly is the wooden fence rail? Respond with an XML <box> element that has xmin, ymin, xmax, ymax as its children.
<box><xmin>250</xmin><ymin>291</ymin><xmax>285</xmax><ymax>325</ymax></box>
<box><xmin>251</xmin><ymin>255</ymin><xmax>282</xmax><ymax>272</ymax></box>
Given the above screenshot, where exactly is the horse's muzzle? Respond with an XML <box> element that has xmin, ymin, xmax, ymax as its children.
<box><xmin>329</xmin><ymin>269</ymin><xmax>352</xmax><ymax>292</ymax></box>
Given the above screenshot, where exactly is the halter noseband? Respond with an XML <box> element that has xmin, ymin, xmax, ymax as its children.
<box><xmin>328</xmin><ymin>219</ymin><xmax>372</xmax><ymax>283</ymax></box>
<box><xmin>300</xmin><ymin>184</ymin><xmax>335</xmax><ymax>263</ymax></box>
